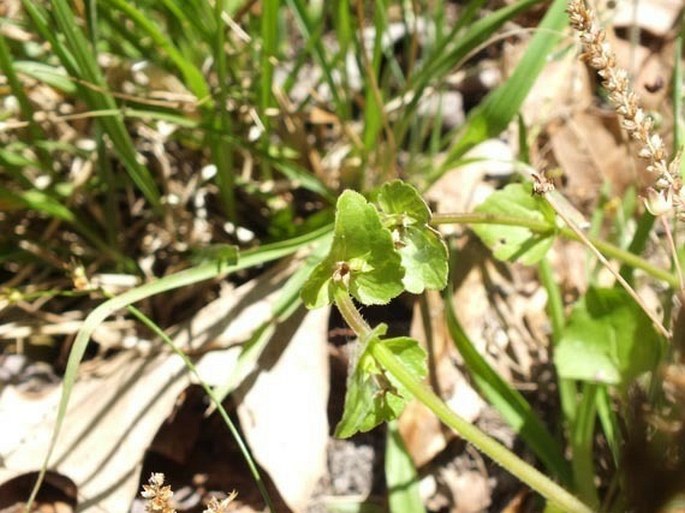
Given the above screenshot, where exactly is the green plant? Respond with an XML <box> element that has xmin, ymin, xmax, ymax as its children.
<box><xmin>300</xmin><ymin>181</ymin><xmax>595</xmax><ymax>512</ymax></box>
<box><xmin>6</xmin><ymin>0</ymin><xmax>684</xmax><ymax>511</ymax></box>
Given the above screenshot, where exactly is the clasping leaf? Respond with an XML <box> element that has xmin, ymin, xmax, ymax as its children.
<box><xmin>377</xmin><ymin>180</ymin><xmax>448</xmax><ymax>294</ymax></box>
<box><xmin>301</xmin><ymin>190</ymin><xmax>404</xmax><ymax>308</ymax></box>
<box><xmin>336</xmin><ymin>331</ymin><xmax>427</xmax><ymax>438</ymax></box>
<box><xmin>472</xmin><ymin>183</ymin><xmax>556</xmax><ymax>265</ymax></box>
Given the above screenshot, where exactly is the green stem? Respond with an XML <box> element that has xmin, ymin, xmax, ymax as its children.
<box><xmin>571</xmin><ymin>384</ymin><xmax>599</xmax><ymax>508</ymax></box>
<box><xmin>334</xmin><ymin>286</ymin><xmax>372</xmax><ymax>337</ymax></box>
<box><xmin>538</xmin><ymin>258</ymin><xmax>577</xmax><ymax>426</ymax></box>
<box><xmin>432</xmin><ymin>212</ymin><xmax>677</xmax><ymax>288</ymax></box>
<box><xmin>333</xmin><ymin>289</ymin><xmax>593</xmax><ymax>513</ymax></box>
<box><xmin>374</xmin><ymin>339</ymin><xmax>593</xmax><ymax>513</ymax></box>
<box><xmin>126</xmin><ymin>303</ymin><xmax>275</xmax><ymax>513</ymax></box>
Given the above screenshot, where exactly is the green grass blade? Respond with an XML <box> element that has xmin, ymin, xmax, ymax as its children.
<box><xmin>396</xmin><ymin>0</ymin><xmax>543</xmax><ymax>145</ymax></box>
<box><xmin>436</xmin><ymin>0</ymin><xmax>567</xmax><ymax>177</ymax></box>
<box><xmin>0</xmin><ymin>34</ymin><xmax>48</xmax><ymax>156</ymax></box>
<box><xmin>445</xmin><ymin>290</ymin><xmax>572</xmax><ymax>484</ymax></box>
<box><xmin>675</xmin><ymin>13</ymin><xmax>685</xmax><ymax>173</ymax></box>
<box><xmin>126</xmin><ymin>304</ymin><xmax>276</xmax><ymax>512</ymax></box>
<box><xmin>12</xmin><ymin>61</ymin><xmax>77</xmax><ymax>94</ymax></box>
<box><xmin>386</xmin><ymin>420</ymin><xmax>426</xmax><ymax>513</ymax></box>
<box><xmin>25</xmin><ymin>224</ymin><xmax>332</xmax><ymax>511</ymax></box>
<box><xmin>286</xmin><ymin>0</ymin><xmax>349</xmax><ymax>118</ymax></box>
<box><xmin>211</xmin><ymin>235</ymin><xmax>331</xmax><ymax>404</ymax></box>
<box><xmin>23</xmin><ymin>0</ymin><xmax>162</xmax><ymax>208</ymax></box>
<box><xmin>538</xmin><ymin>258</ymin><xmax>577</xmax><ymax>425</ymax></box>
<box><xmin>260</xmin><ymin>0</ymin><xmax>279</xmax><ymax>113</ymax></box>
<box><xmin>571</xmin><ymin>384</ymin><xmax>600</xmax><ymax>508</ymax></box>
<box><xmin>595</xmin><ymin>386</ymin><xmax>620</xmax><ymax>465</ymax></box>
<box><xmin>0</xmin><ymin>187</ymin><xmax>133</xmax><ymax>267</ymax></box>
<box><xmin>361</xmin><ymin>2</ymin><xmax>385</xmax><ymax>152</ymax></box>
<box><xmin>210</xmin><ymin>0</ymin><xmax>236</xmax><ymax>219</ymax></box>
<box><xmin>159</xmin><ymin>0</ymin><xmax>215</xmax><ymax>44</ymax></box>
<box><xmin>100</xmin><ymin>0</ymin><xmax>211</xmax><ymax>101</ymax></box>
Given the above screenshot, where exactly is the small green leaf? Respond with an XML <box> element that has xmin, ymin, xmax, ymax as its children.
<box><xmin>555</xmin><ymin>287</ymin><xmax>664</xmax><ymax>385</ymax></box>
<box><xmin>377</xmin><ymin>180</ymin><xmax>431</xmax><ymax>224</ymax></box>
<box><xmin>336</xmin><ymin>335</ymin><xmax>427</xmax><ymax>438</ymax></box>
<box><xmin>301</xmin><ymin>190</ymin><xmax>404</xmax><ymax>308</ymax></box>
<box><xmin>472</xmin><ymin>183</ymin><xmax>555</xmax><ymax>264</ymax></box>
<box><xmin>377</xmin><ymin>180</ymin><xmax>448</xmax><ymax>294</ymax></box>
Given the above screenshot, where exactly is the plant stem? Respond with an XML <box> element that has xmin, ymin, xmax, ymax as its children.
<box><xmin>372</xmin><ymin>338</ymin><xmax>593</xmax><ymax>513</ymax></box>
<box><xmin>538</xmin><ymin>258</ymin><xmax>577</xmax><ymax>426</ymax></box>
<box><xmin>334</xmin><ymin>287</ymin><xmax>372</xmax><ymax>337</ymax></box>
<box><xmin>432</xmin><ymin>212</ymin><xmax>678</xmax><ymax>288</ymax></box>
<box><xmin>333</xmin><ymin>289</ymin><xmax>594</xmax><ymax>513</ymax></box>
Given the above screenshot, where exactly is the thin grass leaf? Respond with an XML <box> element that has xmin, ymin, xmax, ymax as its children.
<box><xmin>85</xmin><ymin>0</ymin><xmax>121</xmax><ymax>259</ymax></box>
<box><xmin>11</xmin><ymin>61</ymin><xmax>77</xmax><ymax>94</ymax></box>
<box><xmin>23</xmin><ymin>0</ymin><xmax>161</xmax><ymax>208</ymax></box>
<box><xmin>126</xmin><ymin>304</ymin><xmax>276</xmax><ymax>513</ymax></box>
<box><xmin>361</xmin><ymin>2</ymin><xmax>385</xmax><ymax>152</ymax></box>
<box><xmin>0</xmin><ymin>34</ymin><xmax>48</xmax><ymax>156</ymax></box>
<box><xmin>436</xmin><ymin>0</ymin><xmax>567</xmax><ymax>177</ymax></box>
<box><xmin>286</xmin><ymin>0</ymin><xmax>350</xmax><ymax>119</ymax></box>
<box><xmin>159</xmin><ymin>0</ymin><xmax>216</xmax><ymax>44</ymax></box>
<box><xmin>211</xmin><ymin>235</ymin><xmax>332</xmax><ymax>405</ymax></box>
<box><xmin>100</xmin><ymin>0</ymin><xmax>211</xmax><ymax>101</ymax></box>
<box><xmin>595</xmin><ymin>386</ymin><xmax>620</xmax><ymax>465</ymax></box>
<box><xmin>445</xmin><ymin>290</ymin><xmax>572</xmax><ymax>484</ymax></box>
<box><xmin>210</xmin><ymin>0</ymin><xmax>236</xmax><ymax>219</ymax></box>
<box><xmin>0</xmin><ymin>187</ymin><xmax>132</xmax><ymax>267</ymax></box>
<box><xmin>26</xmin><ymin>224</ymin><xmax>332</xmax><ymax>510</ymax></box>
<box><xmin>675</xmin><ymin>15</ymin><xmax>685</xmax><ymax>166</ymax></box>
<box><xmin>386</xmin><ymin>420</ymin><xmax>426</xmax><ymax>513</ymax></box>
<box><xmin>538</xmin><ymin>258</ymin><xmax>577</xmax><ymax>425</ymax></box>
<box><xmin>260</xmin><ymin>0</ymin><xmax>279</xmax><ymax>113</ymax></box>
<box><xmin>571</xmin><ymin>384</ymin><xmax>600</xmax><ymax>508</ymax></box>
<box><xmin>396</xmin><ymin>0</ymin><xmax>543</xmax><ymax>146</ymax></box>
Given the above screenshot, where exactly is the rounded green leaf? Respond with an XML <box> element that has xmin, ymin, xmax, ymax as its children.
<box><xmin>472</xmin><ymin>183</ymin><xmax>555</xmax><ymax>265</ymax></box>
<box><xmin>377</xmin><ymin>180</ymin><xmax>448</xmax><ymax>293</ymax></box>
<box><xmin>377</xmin><ymin>180</ymin><xmax>431</xmax><ymax>224</ymax></box>
<box><xmin>555</xmin><ymin>287</ymin><xmax>664</xmax><ymax>386</ymax></box>
<box><xmin>335</xmin><ymin>336</ymin><xmax>427</xmax><ymax>438</ymax></box>
<box><xmin>301</xmin><ymin>190</ymin><xmax>404</xmax><ymax>308</ymax></box>
<box><xmin>398</xmin><ymin>226</ymin><xmax>448</xmax><ymax>294</ymax></box>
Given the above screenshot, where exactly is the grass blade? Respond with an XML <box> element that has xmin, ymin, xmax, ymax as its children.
<box><xmin>436</xmin><ymin>0</ymin><xmax>568</xmax><ymax>177</ymax></box>
<box><xmin>22</xmin><ymin>0</ymin><xmax>161</xmax><ymax>208</ymax></box>
<box><xmin>445</xmin><ymin>289</ymin><xmax>572</xmax><ymax>484</ymax></box>
<box><xmin>571</xmin><ymin>384</ymin><xmax>600</xmax><ymax>508</ymax></box>
<box><xmin>210</xmin><ymin>0</ymin><xmax>236</xmax><ymax>219</ymax></box>
<box><xmin>127</xmin><ymin>304</ymin><xmax>276</xmax><ymax>512</ymax></box>
<box><xmin>386</xmin><ymin>420</ymin><xmax>426</xmax><ymax>513</ymax></box>
<box><xmin>396</xmin><ymin>0</ymin><xmax>543</xmax><ymax>146</ymax></box>
<box><xmin>25</xmin><ymin>224</ymin><xmax>332</xmax><ymax>511</ymax></box>
<box><xmin>100</xmin><ymin>0</ymin><xmax>210</xmax><ymax>101</ymax></box>
<box><xmin>538</xmin><ymin>258</ymin><xmax>578</xmax><ymax>425</ymax></box>
<box><xmin>286</xmin><ymin>0</ymin><xmax>350</xmax><ymax>118</ymax></box>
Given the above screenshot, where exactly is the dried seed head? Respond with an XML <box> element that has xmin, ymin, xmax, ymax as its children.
<box><xmin>567</xmin><ymin>0</ymin><xmax>681</xmax><ymax>216</ymax></box>
<box><xmin>141</xmin><ymin>473</ymin><xmax>176</xmax><ymax>513</ymax></box>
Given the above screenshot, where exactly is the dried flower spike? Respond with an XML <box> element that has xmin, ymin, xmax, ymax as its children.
<box><xmin>141</xmin><ymin>473</ymin><xmax>176</xmax><ymax>513</ymax></box>
<box><xmin>566</xmin><ymin>0</ymin><xmax>683</xmax><ymax>216</ymax></box>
